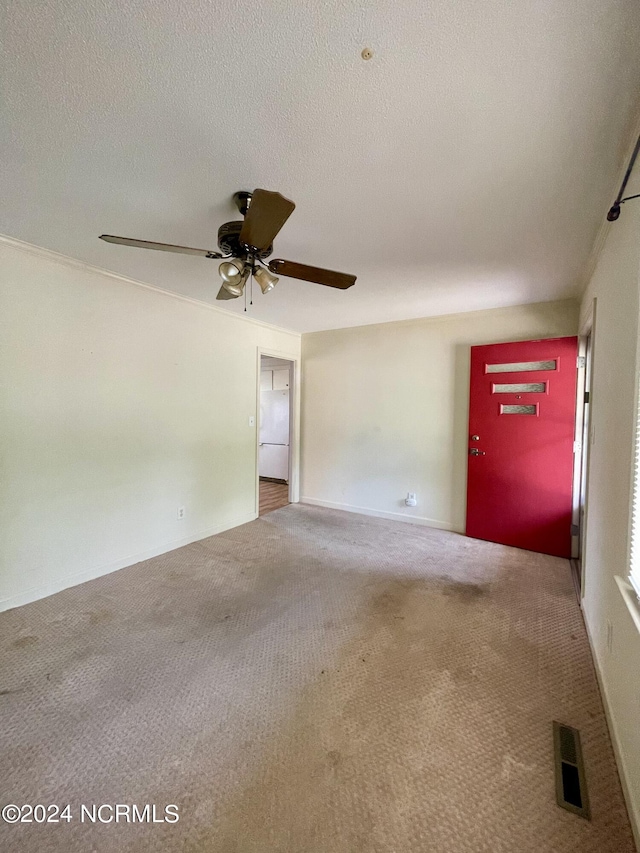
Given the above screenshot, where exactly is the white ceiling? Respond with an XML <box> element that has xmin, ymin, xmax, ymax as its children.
<box><xmin>2</xmin><ymin>0</ymin><xmax>639</xmax><ymax>333</ymax></box>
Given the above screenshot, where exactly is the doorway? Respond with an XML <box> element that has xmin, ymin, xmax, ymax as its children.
<box><xmin>465</xmin><ymin>336</ymin><xmax>579</xmax><ymax>557</ymax></box>
<box><xmin>259</xmin><ymin>355</ymin><xmax>293</xmax><ymax>516</ymax></box>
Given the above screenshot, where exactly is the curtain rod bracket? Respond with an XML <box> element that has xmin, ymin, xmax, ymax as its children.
<box><xmin>607</xmin><ymin>135</ymin><xmax>640</xmax><ymax>221</ymax></box>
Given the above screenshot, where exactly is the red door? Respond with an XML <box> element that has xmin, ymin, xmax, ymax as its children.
<box><xmin>466</xmin><ymin>337</ymin><xmax>578</xmax><ymax>558</ymax></box>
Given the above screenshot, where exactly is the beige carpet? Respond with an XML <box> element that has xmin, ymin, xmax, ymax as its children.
<box><xmin>0</xmin><ymin>505</ymin><xmax>633</xmax><ymax>852</ymax></box>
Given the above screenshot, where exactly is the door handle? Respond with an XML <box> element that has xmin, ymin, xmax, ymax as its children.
<box><xmin>469</xmin><ymin>448</ymin><xmax>486</xmax><ymax>456</ymax></box>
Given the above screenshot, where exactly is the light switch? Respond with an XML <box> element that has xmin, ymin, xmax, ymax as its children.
<box><xmin>249</xmin><ymin>416</ymin><xmax>255</xmax><ymax>427</ymax></box>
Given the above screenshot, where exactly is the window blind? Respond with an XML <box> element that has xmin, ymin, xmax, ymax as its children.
<box><xmin>630</xmin><ymin>386</ymin><xmax>640</xmax><ymax>598</ymax></box>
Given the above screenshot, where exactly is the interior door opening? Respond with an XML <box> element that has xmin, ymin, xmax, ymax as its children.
<box><xmin>259</xmin><ymin>355</ymin><xmax>293</xmax><ymax>516</ymax></box>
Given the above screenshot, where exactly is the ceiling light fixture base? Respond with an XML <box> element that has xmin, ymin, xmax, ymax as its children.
<box><xmin>232</xmin><ymin>191</ymin><xmax>253</xmax><ymax>216</ymax></box>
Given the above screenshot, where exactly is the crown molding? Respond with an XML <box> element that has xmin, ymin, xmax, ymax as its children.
<box><xmin>0</xmin><ymin>233</ymin><xmax>301</xmax><ymax>338</ymax></box>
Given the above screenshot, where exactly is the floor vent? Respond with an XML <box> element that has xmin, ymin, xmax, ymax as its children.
<box><xmin>553</xmin><ymin>721</ymin><xmax>590</xmax><ymax>819</ymax></box>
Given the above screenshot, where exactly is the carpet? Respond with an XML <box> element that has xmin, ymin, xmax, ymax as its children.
<box><xmin>0</xmin><ymin>504</ymin><xmax>634</xmax><ymax>851</ymax></box>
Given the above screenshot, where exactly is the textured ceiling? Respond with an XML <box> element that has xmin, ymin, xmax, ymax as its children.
<box><xmin>2</xmin><ymin>0</ymin><xmax>640</xmax><ymax>332</ymax></box>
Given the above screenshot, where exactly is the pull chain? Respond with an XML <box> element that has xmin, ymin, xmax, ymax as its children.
<box><xmin>244</xmin><ymin>256</ymin><xmax>254</xmax><ymax>311</ymax></box>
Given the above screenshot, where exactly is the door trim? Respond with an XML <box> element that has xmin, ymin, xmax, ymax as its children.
<box><xmin>571</xmin><ymin>338</ymin><xmax>588</xmax><ymax>560</ymax></box>
<box><xmin>256</xmin><ymin>347</ymin><xmax>301</xmax><ymax>516</ymax></box>
<box><xmin>573</xmin><ymin>298</ymin><xmax>597</xmax><ymax>599</ymax></box>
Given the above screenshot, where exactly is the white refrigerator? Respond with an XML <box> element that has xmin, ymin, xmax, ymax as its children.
<box><xmin>259</xmin><ymin>389</ymin><xmax>289</xmax><ymax>480</ymax></box>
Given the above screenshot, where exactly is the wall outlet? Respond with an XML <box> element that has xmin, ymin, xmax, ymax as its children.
<box><xmin>606</xmin><ymin>620</ymin><xmax>613</xmax><ymax>654</ymax></box>
<box><xmin>177</xmin><ymin>506</ymin><xmax>185</xmax><ymax>520</ymax></box>
<box><xmin>405</xmin><ymin>492</ymin><xmax>417</xmax><ymax>507</ymax></box>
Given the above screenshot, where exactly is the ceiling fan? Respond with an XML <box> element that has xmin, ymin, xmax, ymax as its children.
<box><xmin>100</xmin><ymin>189</ymin><xmax>356</xmax><ymax>300</ymax></box>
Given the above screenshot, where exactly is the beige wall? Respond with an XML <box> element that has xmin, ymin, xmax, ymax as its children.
<box><xmin>0</xmin><ymin>237</ymin><xmax>300</xmax><ymax>610</ymax></box>
<box><xmin>579</xmin><ymin>163</ymin><xmax>640</xmax><ymax>842</ymax></box>
<box><xmin>301</xmin><ymin>299</ymin><xmax>578</xmax><ymax>530</ymax></box>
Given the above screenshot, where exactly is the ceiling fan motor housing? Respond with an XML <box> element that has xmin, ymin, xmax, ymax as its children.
<box><xmin>217</xmin><ymin>221</ymin><xmax>272</xmax><ymax>259</ymax></box>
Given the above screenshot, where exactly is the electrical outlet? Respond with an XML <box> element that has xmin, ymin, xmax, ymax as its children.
<box><xmin>177</xmin><ymin>506</ymin><xmax>185</xmax><ymax>520</ymax></box>
<box><xmin>606</xmin><ymin>620</ymin><xmax>613</xmax><ymax>654</ymax></box>
<box><xmin>405</xmin><ymin>492</ymin><xmax>417</xmax><ymax>507</ymax></box>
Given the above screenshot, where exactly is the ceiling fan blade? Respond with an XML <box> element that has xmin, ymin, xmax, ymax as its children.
<box><xmin>100</xmin><ymin>235</ymin><xmax>222</xmax><ymax>258</ymax></box>
<box><xmin>239</xmin><ymin>189</ymin><xmax>295</xmax><ymax>251</ymax></box>
<box><xmin>216</xmin><ymin>285</ymin><xmax>239</xmax><ymax>300</ymax></box>
<box><xmin>268</xmin><ymin>259</ymin><xmax>356</xmax><ymax>289</ymax></box>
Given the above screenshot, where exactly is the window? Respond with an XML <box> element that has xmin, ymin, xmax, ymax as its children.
<box><xmin>500</xmin><ymin>404</ymin><xmax>538</xmax><ymax>415</ymax></box>
<box><xmin>486</xmin><ymin>360</ymin><xmax>557</xmax><ymax>373</ymax></box>
<box><xmin>492</xmin><ymin>382</ymin><xmax>547</xmax><ymax>394</ymax></box>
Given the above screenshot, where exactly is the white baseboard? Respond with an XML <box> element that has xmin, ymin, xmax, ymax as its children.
<box><xmin>582</xmin><ymin>610</ymin><xmax>640</xmax><ymax>849</ymax></box>
<box><xmin>0</xmin><ymin>512</ymin><xmax>258</xmax><ymax>613</ymax></box>
<box><xmin>300</xmin><ymin>497</ymin><xmax>456</xmax><ymax>531</ymax></box>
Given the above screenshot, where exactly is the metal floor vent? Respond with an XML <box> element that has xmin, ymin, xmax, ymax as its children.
<box><xmin>553</xmin><ymin>721</ymin><xmax>590</xmax><ymax>819</ymax></box>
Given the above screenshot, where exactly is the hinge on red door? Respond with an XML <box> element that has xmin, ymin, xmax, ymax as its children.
<box><xmin>577</xmin><ymin>356</ymin><xmax>586</xmax><ymax>368</ymax></box>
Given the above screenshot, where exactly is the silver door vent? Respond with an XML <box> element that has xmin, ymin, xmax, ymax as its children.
<box><xmin>553</xmin><ymin>721</ymin><xmax>590</xmax><ymax>819</ymax></box>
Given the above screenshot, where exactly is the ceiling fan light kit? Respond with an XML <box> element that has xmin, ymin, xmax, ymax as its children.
<box><xmin>99</xmin><ymin>188</ymin><xmax>357</xmax><ymax>304</ymax></box>
<box><xmin>219</xmin><ymin>260</ymin><xmax>249</xmax><ymax>297</ymax></box>
<box><xmin>218</xmin><ymin>257</ymin><xmax>245</xmax><ymax>279</ymax></box>
<box><xmin>254</xmin><ymin>266</ymin><xmax>278</xmax><ymax>294</ymax></box>
<box><xmin>218</xmin><ymin>258</ymin><xmax>249</xmax><ymax>296</ymax></box>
